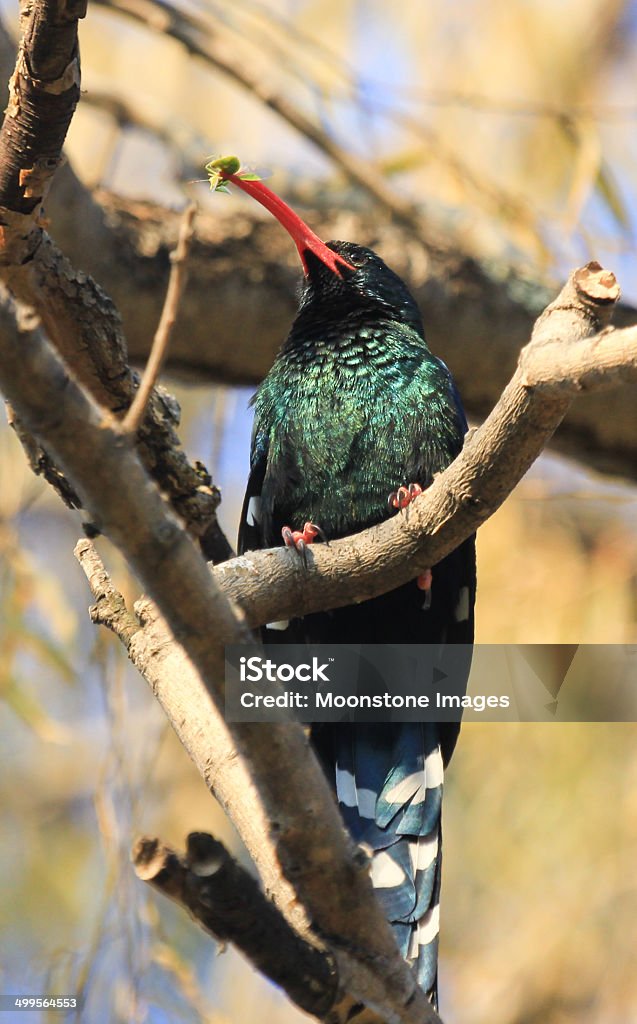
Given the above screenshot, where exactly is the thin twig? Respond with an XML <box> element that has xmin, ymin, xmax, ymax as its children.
<box><xmin>76</xmin><ymin>538</ymin><xmax>141</xmax><ymax>647</ymax></box>
<box><xmin>122</xmin><ymin>202</ymin><xmax>197</xmax><ymax>435</ymax></box>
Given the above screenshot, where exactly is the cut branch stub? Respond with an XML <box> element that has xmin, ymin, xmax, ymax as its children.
<box><xmin>573</xmin><ymin>262</ymin><xmax>621</xmax><ymax>305</ymax></box>
<box><xmin>132</xmin><ymin>833</ymin><xmax>339</xmax><ymax>1018</ymax></box>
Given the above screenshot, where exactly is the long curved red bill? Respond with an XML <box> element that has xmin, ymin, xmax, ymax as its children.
<box><xmin>220</xmin><ymin>172</ymin><xmax>354</xmax><ymax>278</ymax></box>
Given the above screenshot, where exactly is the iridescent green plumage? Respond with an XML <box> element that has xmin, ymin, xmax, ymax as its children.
<box><xmin>249</xmin><ymin>242</ymin><xmax>466</xmax><ymax>545</ymax></box>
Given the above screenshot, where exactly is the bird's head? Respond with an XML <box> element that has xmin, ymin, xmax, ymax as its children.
<box><xmin>300</xmin><ymin>241</ymin><xmax>423</xmax><ymax>332</ymax></box>
<box><xmin>218</xmin><ymin>169</ymin><xmax>424</xmax><ymax>333</ymax></box>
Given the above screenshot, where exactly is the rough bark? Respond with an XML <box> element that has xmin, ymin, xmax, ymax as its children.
<box><xmin>133</xmin><ymin>833</ymin><xmax>338</xmax><ymax>1019</ymax></box>
<box><xmin>0</xmin><ymin>0</ymin><xmax>85</xmax><ymax>213</ymax></box>
<box><xmin>0</xmin><ymin>12</ymin><xmax>230</xmax><ymax>560</ymax></box>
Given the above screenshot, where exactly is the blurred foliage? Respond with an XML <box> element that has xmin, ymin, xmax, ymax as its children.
<box><xmin>0</xmin><ymin>431</ymin><xmax>77</xmax><ymax>743</ymax></box>
<box><xmin>1</xmin><ymin>0</ymin><xmax>637</xmax><ymax>1022</ymax></box>
<box><xmin>477</xmin><ymin>454</ymin><xmax>637</xmax><ymax>644</ymax></box>
<box><xmin>445</xmin><ymin>721</ymin><xmax>637</xmax><ymax>1024</ymax></box>
<box><xmin>57</xmin><ymin>0</ymin><xmax>637</xmax><ymax>290</ymax></box>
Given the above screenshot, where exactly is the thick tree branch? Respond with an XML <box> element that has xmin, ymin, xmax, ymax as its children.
<box><xmin>0</xmin><ymin>312</ymin><xmax>442</xmax><ymax>1024</ymax></box>
<box><xmin>211</xmin><ymin>264</ymin><xmax>634</xmax><ymax>628</ymax></box>
<box><xmin>0</xmin><ymin>7</ymin><xmax>230</xmax><ymax>560</ymax></box>
<box><xmin>133</xmin><ymin>833</ymin><xmax>338</xmax><ymax>1019</ymax></box>
<box><xmin>76</xmin><ymin>541</ymin><xmax>413</xmax><ymax>1024</ymax></box>
<box><xmin>0</xmin><ymin>0</ymin><xmax>85</xmax><ymax>213</ymax></box>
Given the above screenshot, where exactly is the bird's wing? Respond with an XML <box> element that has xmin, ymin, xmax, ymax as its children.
<box><xmin>238</xmin><ymin>430</ymin><xmax>268</xmax><ymax>554</ymax></box>
<box><xmin>435</xmin><ymin>356</ymin><xmax>469</xmax><ymax>432</ymax></box>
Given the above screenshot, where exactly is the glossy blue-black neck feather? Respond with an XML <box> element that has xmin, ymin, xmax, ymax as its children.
<box><xmin>291</xmin><ymin>241</ymin><xmax>426</xmax><ymax>341</ymax></box>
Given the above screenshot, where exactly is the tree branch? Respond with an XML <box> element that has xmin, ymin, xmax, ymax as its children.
<box><xmin>0</xmin><ymin>9</ymin><xmax>230</xmax><ymax>560</ymax></box>
<box><xmin>75</xmin><ymin>540</ymin><xmax>391</xmax><ymax>1024</ymax></box>
<box><xmin>0</xmin><ymin>312</ymin><xmax>443</xmax><ymax>1024</ymax></box>
<box><xmin>133</xmin><ymin>833</ymin><xmax>338</xmax><ymax>1019</ymax></box>
<box><xmin>0</xmin><ymin>0</ymin><xmax>85</xmax><ymax>214</ymax></box>
<box><xmin>210</xmin><ymin>264</ymin><xmax>633</xmax><ymax>628</ymax></box>
<box><xmin>122</xmin><ymin>202</ymin><xmax>196</xmax><ymax>435</ymax></box>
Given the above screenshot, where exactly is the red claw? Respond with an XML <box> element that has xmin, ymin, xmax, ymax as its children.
<box><xmin>388</xmin><ymin>481</ymin><xmax>423</xmax><ymax>511</ymax></box>
<box><xmin>386</xmin><ymin>484</ymin><xmax>430</xmax><ymax>598</ymax></box>
<box><xmin>282</xmin><ymin>521</ymin><xmax>326</xmax><ymax>563</ymax></box>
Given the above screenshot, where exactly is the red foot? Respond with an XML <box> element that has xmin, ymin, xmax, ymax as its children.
<box><xmin>417</xmin><ymin>569</ymin><xmax>432</xmax><ymax>591</ymax></box>
<box><xmin>387</xmin><ymin>485</ymin><xmax>431</xmax><ymax>601</ymax></box>
<box><xmin>388</xmin><ymin>482</ymin><xmax>422</xmax><ymax>511</ymax></box>
<box><xmin>417</xmin><ymin>568</ymin><xmax>433</xmax><ymax>610</ymax></box>
<box><xmin>281</xmin><ymin>522</ymin><xmax>326</xmax><ymax>564</ymax></box>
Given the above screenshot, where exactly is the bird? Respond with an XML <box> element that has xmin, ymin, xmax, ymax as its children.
<box><xmin>227</xmin><ymin>166</ymin><xmax>477</xmax><ymax>1008</ymax></box>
